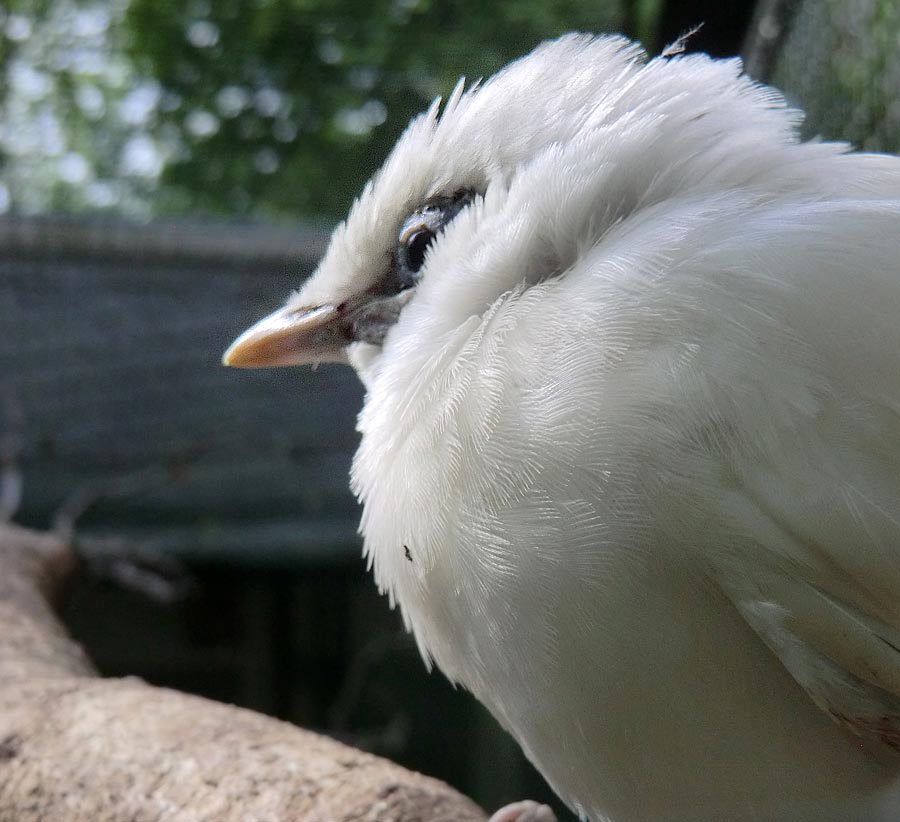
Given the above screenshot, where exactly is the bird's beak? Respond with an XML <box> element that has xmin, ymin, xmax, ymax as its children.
<box><xmin>222</xmin><ymin>303</ymin><xmax>349</xmax><ymax>368</ymax></box>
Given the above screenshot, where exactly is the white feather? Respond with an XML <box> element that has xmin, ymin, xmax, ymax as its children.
<box><xmin>289</xmin><ymin>34</ymin><xmax>900</xmax><ymax>821</ymax></box>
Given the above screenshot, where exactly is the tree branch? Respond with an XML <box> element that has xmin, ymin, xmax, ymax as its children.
<box><xmin>0</xmin><ymin>522</ymin><xmax>487</xmax><ymax>822</ymax></box>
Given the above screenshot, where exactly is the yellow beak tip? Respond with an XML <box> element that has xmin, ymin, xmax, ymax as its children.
<box><xmin>221</xmin><ymin>340</ymin><xmax>251</xmax><ymax>368</ymax></box>
<box><xmin>221</xmin><ymin>345</ymin><xmax>243</xmax><ymax>367</ymax></box>
<box><xmin>221</xmin><ymin>303</ymin><xmax>346</xmax><ymax>369</ymax></box>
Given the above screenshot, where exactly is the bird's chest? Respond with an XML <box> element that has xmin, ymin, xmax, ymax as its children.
<box><xmin>354</xmin><ymin>416</ymin><xmax>527</xmax><ymax>684</ymax></box>
<box><xmin>352</xmin><ymin>371</ymin><xmax>634</xmax><ymax>713</ymax></box>
<box><xmin>354</xmin><ymin>390</ymin><xmax>543</xmax><ymax>684</ymax></box>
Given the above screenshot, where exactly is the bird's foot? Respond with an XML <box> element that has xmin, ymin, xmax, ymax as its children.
<box><xmin>488</xmin><ymin>800</ymin><xmax>557</xmax><ymax>822</ymax></box>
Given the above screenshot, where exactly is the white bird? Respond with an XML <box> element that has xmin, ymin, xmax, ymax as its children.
<box><xmin>224</xmin><ymin>34</ymin><xmax>900</xmax><ymax>822</ymax></box>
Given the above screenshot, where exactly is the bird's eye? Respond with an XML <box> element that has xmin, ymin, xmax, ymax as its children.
<box><xmin>394</xmin><ymin>189</ymin><xmax>476</xmax><ymax>291</ymax></box>
<box><xmin>399</xmin><ymin>228</ymin><xmax>435</xmax><ymax>283</ymax></box>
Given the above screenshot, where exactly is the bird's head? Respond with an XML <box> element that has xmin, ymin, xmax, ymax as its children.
<box><xmin>224</xmin><ymin>33</ymin><xmax>801</xmax><ymax>383</ymax></box>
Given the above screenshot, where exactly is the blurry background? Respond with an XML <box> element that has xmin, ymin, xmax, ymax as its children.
<box><xmin>2</xmin><ymin>0</ymin><xmax>898</xmax><ymax>817</ymax></box>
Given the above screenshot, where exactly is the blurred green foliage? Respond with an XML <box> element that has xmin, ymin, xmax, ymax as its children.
<box><xmin>6</xmin><ymin>0</ymin><xmax>900</xmax><ymax>223</ymax></box>
<box><xmin>0</xmin><ymin>0</ymin><xmax>163</xmax><ymax>215</ymax></box>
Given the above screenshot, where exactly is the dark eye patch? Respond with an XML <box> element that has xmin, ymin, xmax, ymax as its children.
<box><xmin>393</xmin><ymin>188</ymin><xmax>477</xmax><ymax>289</ymax></box>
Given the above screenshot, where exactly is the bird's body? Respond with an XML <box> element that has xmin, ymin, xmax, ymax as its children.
<box><xmin>226</xmin><ymin>35</ymin><xmax>900</xmax><ymax>821</ymax></box>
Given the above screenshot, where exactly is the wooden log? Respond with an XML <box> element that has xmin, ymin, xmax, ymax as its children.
<box><xmin>0</xmin><ymin>521</ymin><xmax>488</xmax><ymax>822</ymax></box>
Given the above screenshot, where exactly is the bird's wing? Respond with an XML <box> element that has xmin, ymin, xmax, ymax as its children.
<box><xmin>720</xmin><ymin>441</ymin><xmax>900</xmax><ymax>753</ymax></box>
<box><xmin>692</xmin><ymin>194</ymin><xmax>900</xmax><ymax>753</ymax></box>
